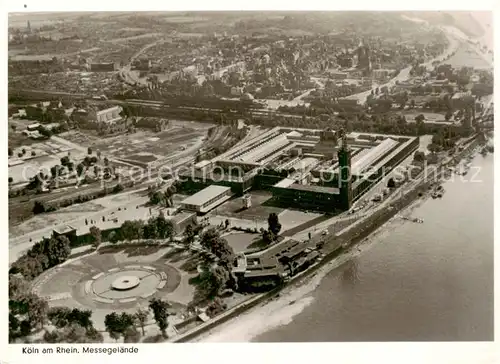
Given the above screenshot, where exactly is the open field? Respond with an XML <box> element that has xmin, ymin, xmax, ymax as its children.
<box><xmin>8</xmin><ymin>137</ymin><xmax>85</xmax><ymax>183</ymax></box>
<box><xmin>223</xmin><ymin>232</ymin><xmax>262</xmax><ymax>253</ymax></box>
<box><xmin>403</xmin><ymin>110</ymin><xmax>453</xmax><ymax>124</ymax></box>
<box><xmin>63</xmin><ymin>120</ymin><xmax>214</xmax><ymax>167</ymax></box>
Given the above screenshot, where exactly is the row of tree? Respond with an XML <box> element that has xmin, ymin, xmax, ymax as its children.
<box><xmin>107</xmin><ymin>212</ymin><xmax>176</xmax><ymax>244</ymax></box>
<box><xmin>10</xmin><ymin>235</ymin><xmax>71</xmax><ymax>280</ymax></box>
<box><xmin>103</xmin><ymin>298</ymin><xmax>169</xmax><ymax>341</ymax></box>
<box><xmin>148</xmin><ymin>185</ymin><xmax>177</xmax><ymax>207</ymax></box>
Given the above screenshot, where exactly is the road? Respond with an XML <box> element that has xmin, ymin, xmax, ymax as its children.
<box><xmin>119</xmin><ymin>38</ymin><xmax>169</xmax><ymax>86</ymax></box>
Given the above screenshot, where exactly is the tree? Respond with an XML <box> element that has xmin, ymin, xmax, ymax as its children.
<box><xmin>120</xmin><ymin>220</ymin><xmax>144</xmax><ymax>241</ymax></box>
<box><xmin>9</xmin><ymin>275</ymin><xmax>29</xmax><ymax>298</ymax></box>
<box><xmin>262</xmin><ymin>229</ymin><xmax>275</xmax><ymax>244</ymax></box>
<box><xmin>31</xmin><ymin>151</ymin><xmax>36</xmax><ymax>156</ymax></box>
<box><xmin>8</xmin><ymin>147</ymin><xmax>13</xmax><ymax>157</ymax></box>
<box><xmin>134</xmin><ymin>308</ymin><xmax>149</xmax><ymax>336</ymax></box>
<box><xmin>413</xmin><ymin>151</ymin><xmax>426</xmax><ymax>163</ymax></box>
<box><xmin>45</xmin><ymin>236</ymin><xmax>71</xmax><ymax>267</ymax></box>
<box><xmin>43</xmin><ymin>329</ymin><xmax>66</xmax><ymax>343</ymax></box>
<box><xmin>9</xmin><ymin>313</ymin><xmax>20</xmax><ymax>342</ymax></box>
<box><xmin>112</xmin><ymin>184</ymin><xmax>124</xmax><ymax>194</ymax></box>
<box><xmin>19</xmin><ymin>320</ymin><xmax>31</xmax><ymax>337</ymax></box>
<box><xmin>50</xmin><ymin>165</ymin><xmax>60</xmax><ymax>178</ymax></box>
<box><xmin>415</xmin><ymin>114</ymin><xmax>425</xmax><ymax>123</ymax></box>
<box><xmin>415</xmin><ymin>114</ymin><xmax>425</xmax><ymax>135</ymax></box>
<box><xmin>15</xmin><ymin>293</ymin><xmax>48</xmax><ymax>331</ymax></box>
<box><xmin>104</xmin><ymin>157</ymin><xmax>109</xmax><ymax>166</ymax></box>
<box><xmin>148</xmin><ymin>298</ymin><xmax>170</xmax><ymax>338</ymax></box>
<box><xmin>205</xmin><ymin>297</ymin><xmax>227</xmax><ymax>317</ymax></box>
<box><xmin>155</xmin><ymin>211</ymin><xmax>174</xmax><ymax>240</ymax></box>
<box><xmin>60</xmin><ymin>156</ymin><xmax>70</xmax><ymax>166</ymax></box>
<box><xmin>199</xmin><ymin>228</ymin><xmax>234</xmax><ymax>266</ymax></box>
<box><xmin>47</xmin><ymin>306</ymin><xmax>72</xmax><ymax>328</ymax></box>
<box><xmin>445</xmin><ymin>111</ymin><xmax>453</xmax><ymax>121</ymax></box>
<box><xmin>38</xmin><ymin>127</ymin><xmax>53</xmax><ymax>138</ymax></box>
<box><xmin>143</xmin><ymin>218</ymin><xmax>159</xmax><ymax>239</ymax></box>
<box><xmin>197</xmin><ymin>266</ymin><xmax>229</xmax><ymax>301</ymax></box>
<box><xmin>267</xmin><ymin>213</ymin><xmax>282</xmax><ymax>235</ymax></box>
<box><xmin>123</xmin><ymin>327</ymin><xmax>141</xmax><ymax>343</ymax></box>
<box><xmin>76</xmin><ymin>163</ymin><xmax>85</xmax><ymax>176</ymax></box>
<box><xmin>33</xmin><ymin>200</ymin><xmax>47</xmax><ymax>214</ymax></box>
<box><xmin>64</xmin><ymin>324</ymin><xmax>89</xmax><ymax>343</ymax></box>
<box><xmin>9</xmin><ymin>177</ymin><xmax>13</xmax><ymax>183</ymax></box>
<box><xmin>104</xmin><ymin>312</ymin><xmax>135</xmax><ymax>341</ymax></box>
<box><xmin>149</xmin><ymin>191</ymin><xmax>164</xmax><ymax>205</ymax></box>
<box><xmin>87</xmin><ymin>147</ymin><xmax>93</xmax><ymax>155</ymax></box>
<box><xmin>89</xmin><ymin>226</ymin><xmax>101</xmax><ymax>250</ymax></box>
<box><xmin>108</xmin><ymin>231</ymin><xmax>119</xmax><ymax>244</ymax></box>
<box><xmin>184</xmin><ymin>224</ymin><xmax>196</xmax><ymax>245</ymax></box>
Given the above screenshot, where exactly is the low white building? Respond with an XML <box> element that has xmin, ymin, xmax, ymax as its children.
<box><xmin>180</xmin><ymin>185</ymin><xmax>233</xmax><ymax>214</ymax></box>
<box><xmin>74</xmin><ymin>106</ymin><xmax>123</xmax><ymax>125</ymax></box>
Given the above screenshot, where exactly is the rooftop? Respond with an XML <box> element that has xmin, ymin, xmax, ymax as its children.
<box><xmin>53</xmin><ymin>225</ymin><xmax>77</xmax><ymax>235</ymax></box>
<box><xmin>287</xmin><ymin>183</ymin><xmax>340</xmax><ymax>195</ymax></box>
<box><xmin>181</xmin><ymin>185</ymin><xmax>231</xmax><ymax>206</ymax></box>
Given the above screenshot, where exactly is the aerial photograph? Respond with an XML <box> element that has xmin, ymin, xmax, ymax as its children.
<box><xmin>7</xmin><ymin>11</ymin><xmax>493</xmax><ymax>344</ymax></box>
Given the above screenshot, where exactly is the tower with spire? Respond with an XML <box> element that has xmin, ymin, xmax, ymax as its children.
<box><xmin>27</xmin><ymin>20</ymin><xmax>31</xmax><ymax>34</ymax></box>
<box><xmin>356</xmin><ymin>38</ymin><xmax>371</xmax><ymax>76</ymax></box>
<box><xmin>337</xmin><ymin>130</ymin><xmax>353</xmax><ymax>211</ymax></box>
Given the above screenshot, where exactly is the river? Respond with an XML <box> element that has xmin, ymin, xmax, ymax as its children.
<box><xmin>254</xmin><ymin>153</ymin><xmax>493</xmax><ymax>342</ymax></box>
<box><xmin>197</xmin><ymin>153</ymin><xmax>493</xmax><ymax>342</ymax></box>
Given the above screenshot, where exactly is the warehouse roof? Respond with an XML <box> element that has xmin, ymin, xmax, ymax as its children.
<box><xmin>288</xmin><ymin>183</ymin><xmax>339</xmax><ymax>195</ymax></box>
<box><xmin>181</xmin><ymin>185</ymin><xmax>231</xmax><ymax>207</ymax></box>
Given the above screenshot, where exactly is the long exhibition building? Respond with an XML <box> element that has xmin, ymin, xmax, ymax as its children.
<box><xmin>179</xmin><ymin>127</ymin><xmax>419</xmax><ymax>213</ymax></box>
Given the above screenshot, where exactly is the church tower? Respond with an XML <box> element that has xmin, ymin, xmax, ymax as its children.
<box><xmin>337</xmin><ymin>132</ymin><xmax>353</xmax><ymax>211</ymax></box>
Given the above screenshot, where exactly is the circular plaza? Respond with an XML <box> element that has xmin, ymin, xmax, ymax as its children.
<box><xmin>30</xmin><ymin>246</ymin><xmax>186</xmax><ymax>313</ymax></box>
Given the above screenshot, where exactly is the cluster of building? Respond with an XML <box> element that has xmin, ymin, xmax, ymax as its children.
<box><xmin>179</xmin><ymin>126</ymin><xmax>419</xmax><ymax>214</ymax></box>
<box><xmin>132</xmin><ymin>30</ymin><xmax>449</xmax><ymax>102</ymax></box>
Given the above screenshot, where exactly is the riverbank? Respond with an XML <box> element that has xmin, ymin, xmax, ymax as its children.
<box><xmin>177</xmin><ymin>181</ymin><xmax>429</xmax><ymax>342</ymax></box>
<box><xmin>180</xmin><ymin>135</ymin><xmax>483</xmax><ymax>342</ymax></box>
<box><xmin>192</xmin><ymin>190</ymin><xmax>431</xmax><ymax>342</ymax></box>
